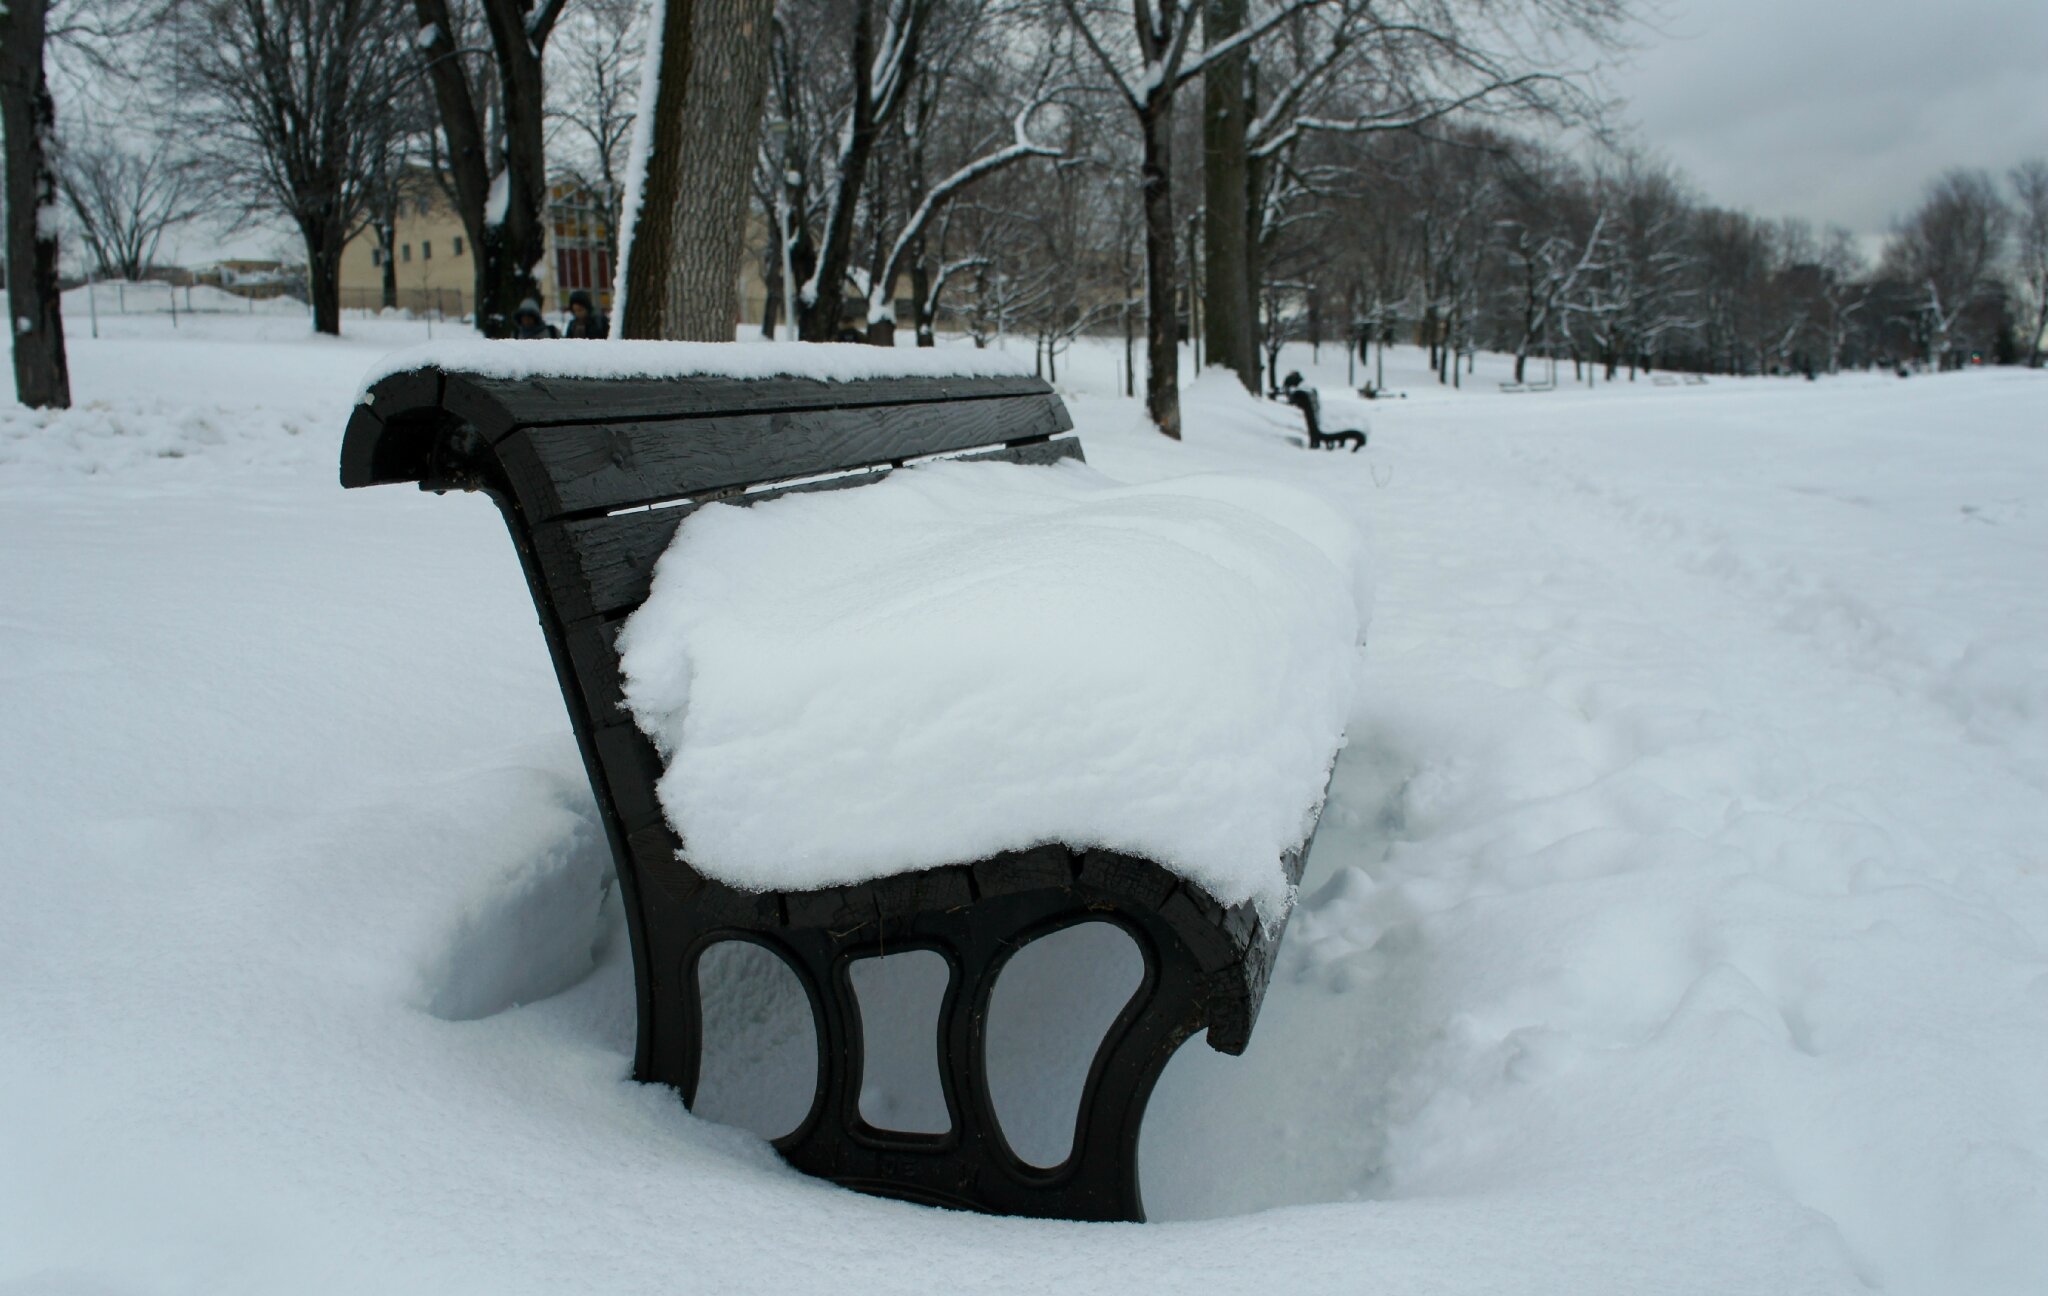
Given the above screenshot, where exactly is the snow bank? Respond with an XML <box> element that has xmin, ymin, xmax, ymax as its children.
<box><xmin>11</xmin><ymin>321</ymin><xmax>2048</xmax><ymax>1293</ymax></box>
<box><xmin>0</xmin><ymin>398</ymin><xmax>323</xmax><ymax>476</ymax></box>
<box><xmin>618</xmin><ymin>457</ymin><xmax>1369</xmax><ymax>917</ymax></box>
<box><xmin>63</xmin><ymin>281</ymin><xmax>310</xmax><ymax>317</ymax></box>
<box><xmin>356</xmin><ymin>338</ymin><xmax>1033</xmax><ymax>404</ymax></box>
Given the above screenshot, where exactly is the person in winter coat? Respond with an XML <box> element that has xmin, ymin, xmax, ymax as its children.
<box><xmin>564</xmin><ymin>289</ymin><xmax>609</xmax><ymax>339</ymax></box>
<box><xmin>511</xmin><ymin>298</ymin><xmax>559</xmax><ymax>340</ymax></box>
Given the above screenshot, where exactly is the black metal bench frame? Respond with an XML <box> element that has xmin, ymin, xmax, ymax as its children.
<box><xmin>341</xmin><ymin>360</ymin><xmax>1320</xmax><ymax>1221</ymax></box>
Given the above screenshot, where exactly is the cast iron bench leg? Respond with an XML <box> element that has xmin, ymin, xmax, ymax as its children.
<box><xmin>663</xmin><ymin>892</ymin><xmax>1204</xmax><ymax>1222</ymax></box>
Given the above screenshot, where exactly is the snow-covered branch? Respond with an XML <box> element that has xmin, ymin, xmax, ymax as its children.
<box><xmin>867</xmin><ymin>87</ymin><xmax>1065</xmax><ymax>318</ymax></box>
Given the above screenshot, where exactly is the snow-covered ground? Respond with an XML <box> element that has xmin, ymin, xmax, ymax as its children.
<box><xmin>4</xmin><ymin>316</ymin><xmax>2046</xmax><ymax>1294</ymax></box>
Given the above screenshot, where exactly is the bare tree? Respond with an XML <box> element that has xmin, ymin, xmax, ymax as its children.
<box><xmin>1600</xmin><ymin>158</ymin><xmax>1699</xmax><ymax>377</ymax></box>
<box><xmin>1193</xmin><ymin>0</ymin><xmax>1630</xmax><ymax>395</ymax></box>
<box><xmin>3</xmin><ymin>0</ymin><xmax>70</xmax><ymax>405</ymax></box>
<box><xmin>856</xmin><ymin>7</ymin><xmax>1066</xmax><ymax>345</ymax></box>
<box><xmin>1497</xmin><ymin>153</ymin><xmax>1604</xmax><ymax>382</ymax></box>
<box><xmin>172</xmin><ymin>0</ymin><xmax>414</xmax><ymax>335</ymax></box>
<box><xmin>616</xmin><ymin>0</ymin><xmax>776</xmax><ymax>339</ymax></box>
<box><xmin>56</xmin><ymin>129</ymin><xmax>208</xmax><ymax>281</ymax></box>
<box><xmin>1882</xmin><ymin>169</ymin><xmax>2012</xmax><ymax>369</ymax></box>
<box><xmin>361</xmin><ymin>111</ymin><xmax>443</xmax><ymax>314</ymax></box>
<box><xmin>756</xmin><ymin>0</ymin><xmax>1067</xmax><ymax>346</ymax></box>
<box><xmin>412</xmin><ymin>0</ymin><xmax>572</xmax><ymax>337</ymax></box>
<box><xmin>548</xmin><ymin>0</ymin><xmax>643</xmax><ymax>274</ymax></box>
<box><xmin>1804</xmin><ymin>225</ymin><xmax>1864</xmax><ymax>374</ymax></box>
<box><xmin>1062</xmin><ymin>0</ymin><xmax>1320</xmax><ymax>437</ymax></box>
<box><xmin>2011</xmin><ymin>158</ymin><xmax>2048</xmax><ymax>368</ymax></box>
<box><xmin>778</xmin><ymin>0</ymin><xmax>941</xmax><ymax>342</ymax></box>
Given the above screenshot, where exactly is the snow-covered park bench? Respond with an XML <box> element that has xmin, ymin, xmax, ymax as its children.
<box><xmin>340</xmin><ymin>344</ymin><xmax>1352</xmax><ymax>1222</ymax></box>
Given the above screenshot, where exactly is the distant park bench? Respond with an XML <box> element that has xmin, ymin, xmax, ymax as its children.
<box><xmin>340</xmin><ymin>357</ymin><xmax>1322</xmax><ymax>1222</ymax></box>
<box><xmin>1498</xmin><ymin>380</ymin><xmax>1556</xmax><ymax>393</ymax></box>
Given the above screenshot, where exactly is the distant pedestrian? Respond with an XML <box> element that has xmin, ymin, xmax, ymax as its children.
<box><xmin>511</xmin><ymin>298</ymin><xmax>559</xmax><ymax>340</ymax></box>
<box><xmin>564</xmin><ymin>289</ymin><xmax>609</xmax><ymax>339</ymax></box>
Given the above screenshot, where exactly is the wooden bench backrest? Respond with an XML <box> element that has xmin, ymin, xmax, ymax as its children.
<box><xmin>341</xmin><ymin>363</ymin><xmax>1080</xmax><ymax>851</ymax></box>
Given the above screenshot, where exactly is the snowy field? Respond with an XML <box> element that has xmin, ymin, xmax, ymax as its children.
<box><xmin>3</xmin><ymin>313</ymin><xmax>2046</xmax><ymax>1294</ymax></box>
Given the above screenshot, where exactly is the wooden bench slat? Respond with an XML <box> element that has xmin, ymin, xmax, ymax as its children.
<box><xmin>439</xmin><ymin>371</ymin><xmax>1058</xmax><ymax>442</ymax></box>
<box><xmin>498</xmin><ymin>393</ymin><xmax>1072</xmax><ymax>521</ymax></box>
<box><xmin>341</xmin><ymin>368</ymin><xmax>445</xmax><ymax>487</ymax></box>
<box><xmin>532</xmin><ymin>436</ymin><xmax>1084</xmax><ymax>623</ymax></box>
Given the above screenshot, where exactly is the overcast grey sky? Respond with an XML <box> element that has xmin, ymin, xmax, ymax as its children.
<box><xmin>1608</xmin><ymin>0</ymin><xmax>2048</xmax><ymax>243</ymax></box>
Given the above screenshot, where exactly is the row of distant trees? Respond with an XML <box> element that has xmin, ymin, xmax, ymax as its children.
<box><xmin>6</xmin><ymin>0</ymin><xmax>2047</xmax><ymax>431</ymax></box>
<box><xmin>1238</xmin><ymin>134</ymin><xmax>2048</xmax><ymax>389</ymax></box>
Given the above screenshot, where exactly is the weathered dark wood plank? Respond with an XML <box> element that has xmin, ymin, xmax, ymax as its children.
<box><xmin>500</xmin><ymin>393</ymin><xmax>1071</xmax><ymax>520</ymax></box>
<box><xmin>342</xmin><ymin>369</ymin><xmax>446</xmax><ymax>487</ymax></box>
<box><xmin>338</xmin><ymin>405</ymin><xmax>385</xmax><ymax>488</ymax></box>
<box><xmin>444</xmin><ymin>370</ymin><xmax>1056</xmax><ymax>439</ymax></box>
<box><xmin>532</xmin><ymin>436</ymin><xmax>1083</xmax><ymax>622</ymax></box>
<box><xmin>358</xmin><ymin>367</ymin><xmax>445</xmax><ymax>423</ymax></box>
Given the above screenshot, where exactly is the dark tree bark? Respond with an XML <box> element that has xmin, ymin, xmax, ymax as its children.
<box><xmin>413</xmin><ymin>0</ymin><xmax>566</xmax><ymax>338</ymax></box>
<box><xmin>908</xmin><ymin>246</ymin><xmax>933</xmax><ymax>346</ymax></box>
<box><xmin>796</xmin><ymin>0</ymin><xmax>929</xmax><ymax>342</ymax></box>
<box><xmin>619</xmin><ymin>0</ymin><xmax>775</xmax><ymax>339</ymax></box>
<box><xmin>2</xmin><ymin>0</ymin><xmax>71</xmax><ymax>408</ymax></box>
<box><xmin>1201</xmin><ymin>0</ymin><xmax>1257</xmax><ymax>392</ymax></box>
<box><xmin>305</xmin><ymin>218</ymin><xmax>346</xmax><ymax>335</ymax></box>
<box><xmin>1243</xmin><ymin>68</ymin><xmax>1267</xmax><ymax>383</ymax></box>
<box><xmin>1138</xmin><ymin>90</ymin><xmax>1181</xmax><ymax>438</ymax></box>
<box><xmin>379</xmin><ymin>220</ymin><xmax>400</xmax><ymax>311</ymax></box>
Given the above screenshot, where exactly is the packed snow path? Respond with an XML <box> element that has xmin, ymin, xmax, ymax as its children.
<box><xmin>3</xmin><ymin>323</ymin><xmax>2045</xmax><ymax>1293</ymax></box>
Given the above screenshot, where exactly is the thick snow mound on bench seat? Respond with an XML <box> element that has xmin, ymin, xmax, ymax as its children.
<box><xmin>356</xmin><ymin>339</ymin><xmax>1032</xmax><ymax>402</ymax></box>
<box><xmin>618</xmin><ymin>458</ymin><xmax>1368</xmax><ymax>919</ymax></box>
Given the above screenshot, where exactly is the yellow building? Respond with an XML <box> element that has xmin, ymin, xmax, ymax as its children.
<box><xmin>340</xmin><ymin>174</ymin><xmax>770</xmax><ymax>329</ymax></box>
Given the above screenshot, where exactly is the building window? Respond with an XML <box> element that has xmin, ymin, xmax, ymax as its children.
<box><xmin>401</xmin><ymin>244</ymin><xmax>411</xmax><ymax>262</ymax></box>
<box><xmin>452</xmin><ymin>236</ymin><xmax>464</xmax><ymax>256</ymax></box>
<box><xmin>370</xmin><ymin>247</ymin><xmax>382</xmax><ymax>267</ymax></box>
<box><xmin>422</xmin><ymin>240</ymin><xmax>431</xmax><ymax>260</ymax></box>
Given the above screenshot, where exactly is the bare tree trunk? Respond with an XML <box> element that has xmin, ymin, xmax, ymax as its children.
<box><xmin>2</xmin><ymin>0</ymin><xmax>70</xmax><ymax>408</ymax></box>
<box><xmin>304</xmin><ymin>219</ymin><xmax>345</xmax><ymax>335</ymax></box>
<box><xmin>620</xmin><ymin>0</ymin><xmax>774</xmax><ymax>340</ymax></box>
<box><xmin>1124</xmin><ymin>304</ymin><xmax>1136</xmax><ymax>396</ymax></box>
<box><xmin>909</xmin><ymin>248</ymin><xmax>934</xmax><ymax>346</ymax></box>
<box><xmin>414</xmin><ymin>0</ymin><xmax>558</xmax><ymax>337</ymax></box>
<box><xmin>1242</xmin><ymin>68</ymin><xmax>1266</xmax><ymax>384</ymax></box>
<box><xmin>796</xmin><ymin>0</ymin><xmax>905</xmax><ymax>341</ymax></box>
<box><xmin>1140</xmin><ymin>92</ymin><xmax>1181</xmax><ymax>439</ymax></box>
<box><xmin>1201</xmin><ymin>0</ymin><xmax>1257</xmax><ymax>392</ymax></box>
<box><xmin>379</xmin><ymin>223</ymin><xmax>399</xmax><ymax>311</ymax></box>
